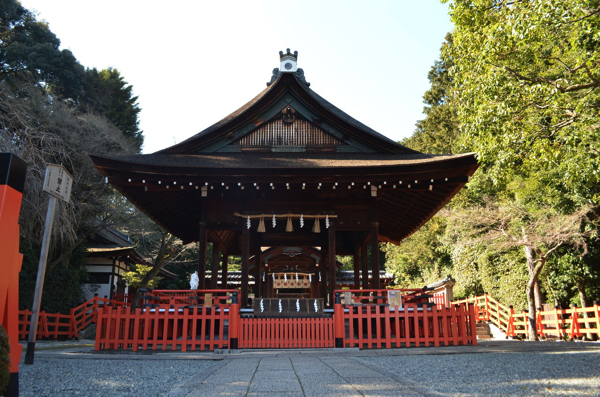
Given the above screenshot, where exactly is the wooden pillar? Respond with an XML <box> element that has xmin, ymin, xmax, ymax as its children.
<box><xmin>211</xmin><ymin>244</ymin><xmax>219</xmax><ymax>290</ymax></box>
<box><xmin>370</xmin><ymin>193</ymin><xmax>380</xmax><ymax>289</ymax></box>
<box><xmin>198</xmin><ymin>210</ymin><xmax>208</xmax><ymax>289</ymax></box>
<box><xmin>319</xmin><ymin>248</ymin><xmax>327</xmax><ymax>304</ymax></box>
<box><xmin>221</xmin><ymin>253</ymin><xmax>229</xmax><ymax>289</ymax></box>
<box><xmin>361</xmin><ymin>240</ymin><xmax>369</xmax><ymax>290</ymax></box>
<box><xmin>241</xmin><ymin>228</ymin><xmax>250</xmax><ymax>308</ymax></box>
<box><xmin>353</xmin><ymin>250</ymin><xmax>360</xmax><ymax>289</ymax></box>
<box><xmin>328</xmin><ymin>223</ymin><xmax>336</xmax><ymax>309</ymax></box>
<box><xmin>253</xmin><ymin>238</ymin><xmax>261</xmax><ymax>299</ymax></box>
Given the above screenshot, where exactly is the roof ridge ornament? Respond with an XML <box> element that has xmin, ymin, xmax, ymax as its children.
<box><xmin>267</xmin><ymin>49</ymin><xmax>310</xmax><ymax>87</ymax></box>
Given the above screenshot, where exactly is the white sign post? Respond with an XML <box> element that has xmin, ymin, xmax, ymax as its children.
<box><xmin>24</xmin><ymin>165</ymin><xmax>74</xmax><ymax>365</ymax></box>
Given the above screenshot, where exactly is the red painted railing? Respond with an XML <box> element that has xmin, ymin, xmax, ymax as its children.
<box><xmin>334</xmin><ymin>289</ymin><xmax>477</xmax><ymax>348</ymax></box>
<box><xmin>453</xmin><ymin>294</ymin><xmax>600</xmax><ymax>340</ymax></box>
<box><xmin>18</xmin><ymin>295</ymin><xmax>125</xmax><ymax>340</ymax></box>
<box><xmin>239</xmin><ymin>317</ymin><xmax>334</xmax><ymax>348</ymax></box>
<box><xmin>95</xmin><ymin>304</ymin><xmax>239</xmax><ymax>351</ymax></box>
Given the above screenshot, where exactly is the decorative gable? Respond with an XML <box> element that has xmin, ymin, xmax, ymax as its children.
<box><xmin>218</xmin><ymin>105</ymin><xmax>353</xmax><ymax>152</ymax></box>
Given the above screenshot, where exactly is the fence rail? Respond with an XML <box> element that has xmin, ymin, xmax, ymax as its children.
<box><xmin>452</xmin><ymin>294</ymin><xmax>600</xmax><ymax>340</ymax></box>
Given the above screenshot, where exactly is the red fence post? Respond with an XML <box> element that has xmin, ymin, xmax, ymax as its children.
<box><xmin>229</xmin><ymin>291</ymin><xmax>240</xmax><ymax>349</ymax></box>
<box><xmin>334</xmin><ymin>292</ymin><xmax>344</xmax><ymax>348</ymax></box>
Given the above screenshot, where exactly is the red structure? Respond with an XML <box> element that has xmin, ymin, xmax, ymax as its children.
<box><xmin>0</xmin><ymin>153</ymin><xmax>27</xmax><ymax>397</ymax></box>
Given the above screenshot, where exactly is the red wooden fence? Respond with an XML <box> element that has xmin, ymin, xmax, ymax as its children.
<box><xmin>336</xmin><ymin>301</ymin><xmax>477</xmax><ymax>348</ymax></box>
<box><xmin>18</xmin><ymin>295</ymin><xmax>125</xmax><ymax>340</ymax></box>
<box><xmin>239</xmin><ymin>317</ymin><xmax>334</xmax><ymax>348</ymax></box>
<box><xmin>95</xmin><ymin>304</ymin><xmax>239</xmax><ymax>351</ymax></box>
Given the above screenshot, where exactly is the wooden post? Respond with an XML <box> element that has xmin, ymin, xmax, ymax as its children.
<box><xmin>353</xmin><ymin>249</ymin><xmax>360</xmax><ymax>290</ymax></box>
<box><xmin>320</xmin><ymin>247</ymin><xmax>328</xmax><ymax>305</ymax></box>
<box><xmin>253</xmin><ymin>237</ymin><xmax>261</xmax><ymax>299</ymax></box>
<box><xmin>361</xmin><ymin>240</ymin><xmax>369</xmax><ymax>290</ymax></box>
<box><xmin>211</xmin><ymin>244</ymin><xmax>219</xmax><ymax>289</ymax></box>
<box><xmin>198</xmin><ymin>200</ymin><xmax>208</xmax><ymax>289</ymax></box>
<box><xmin>241</xmin><ymin>228</ymin><xmax>250</xmax><ymax>308</ymax></box>
<box><xmin>370</xmin><ymin>193</ymin><xmax>380</xmax><ymax>289</ymax></box>
<box><xmin>371</xmin><ymin>226</ymin><xmax>380</xmax><ymax>289</ymax></box>
<box><xmin>221</xmin><ymin>253</ymin><xmax>229</xmax><ymax>289</ymax></box>
<box><xmin>328</xmin><ymin>223</ymin><xmax>336</xmax><ymax>309</ymax></box>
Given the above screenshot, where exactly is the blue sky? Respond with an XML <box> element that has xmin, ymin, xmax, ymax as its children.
<box><xmin>19</xmin><ymin>0</ymin><xmax>453</xmax><ymax>154</ymax></box>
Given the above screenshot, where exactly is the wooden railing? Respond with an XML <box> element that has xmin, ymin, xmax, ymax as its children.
<box><xmin>334</xmin><ymin>290</ymin><xmax>477</xmax><ymax>348</ymax></box>
<box><xmin>18</xmin><ymin>289</ymin><xmax>481</xmax><ymax>351</ymax></box>
<box><xmin>239</xmin><ymin>317</ymin><xmax>334</xmax><ymax>348</ymax></box>
<box><xmin>452</xmin><ymin>294</ymin><xmax>600</xmax><ymax>340</ymax></box>
<box><xmin>18</xmin><ymin>295</ymin><xmax>125</xmax><ymax>340</ymax></box>
<box><xmin>95</xmin><ymin>304</ymin><xmax>238</xmax><ymax>351</ymax></box>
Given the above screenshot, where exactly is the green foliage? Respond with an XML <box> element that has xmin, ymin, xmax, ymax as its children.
<box><xmin>445</xmin><ymin>0</ymin><xmax>600</xmax><ymax>205</ymax></box>
<box><xmin>123</xmin><ymin>264</ymin><xmax>163</xmax><ymax>290</ymax></box>
<box><xmin>81</xmin><ymin>68</ymin><xmax>143</xmax><ymax>152</ymax></box>
<box><xmin>0</xmin><ymin>324</ymin><xmax>8</xmax><ymax>395</ymax></box>
<box><xmin>19</xmin><ymin>242</ymin><xmax>88</xmax><ymax>314</ymax></box>
<box><xmin>383</xmin><ymin>216</ymin><xmax>451</xmax><ymax>288</ymax></box>
<box><xmin>403</xmin><ymin>33</ymin><xmax>459</xmax><ymax>154</ymax></box>
<box><xmin>0</xmin><ymin>0</ymin><xmax>85</xmax><ymax>98</ymax></box>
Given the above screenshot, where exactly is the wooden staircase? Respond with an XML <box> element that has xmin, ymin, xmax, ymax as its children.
<box><xmin>476</xmin><ymin>322</ymin><xmax>492</xmax><ymax>340</ymax></box>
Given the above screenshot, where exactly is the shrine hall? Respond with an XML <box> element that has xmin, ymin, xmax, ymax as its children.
<box><xmin>90</xmin><ymin>50</ymin><xmax>478</xmax><ymax>310</ymax></box>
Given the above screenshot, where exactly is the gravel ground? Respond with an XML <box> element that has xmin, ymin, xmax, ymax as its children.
<box><xmin>356</xmin><ymin>348</ymin><xmax>600</xmax><ymax>396</ymax></box>
<box><xmin>19</xmin><ymin>358</ymin><xmax>222</xmax><ymax>397</ymax></box>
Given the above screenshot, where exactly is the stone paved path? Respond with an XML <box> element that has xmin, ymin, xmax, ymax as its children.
<box><xmin>169</xmin><ymin>354</ymin><xmax>423</xmax><ymax>397</ymax></box>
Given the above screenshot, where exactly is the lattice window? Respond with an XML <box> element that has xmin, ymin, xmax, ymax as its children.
<box><xmin>233</xmin><ymin>119</ymin><xmax>345</xmax><ymax>146</ymax></box>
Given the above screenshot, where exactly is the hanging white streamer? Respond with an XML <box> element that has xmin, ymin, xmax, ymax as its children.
<box><xmin>262</xmin><ymin>273</ymin><xmax>265</xmax><ymax>282</ymax></box>
<box><xmin>272</xmin><ymin>214</ymin><xmax>276</xmax><ymax>228</ymax></box>
<box><xmin>300</xmin><ymin>214</ymin><xmax>304</xmax><ymax>228</ymax></box>
<box><xmin>309</xmin><ymin>274</ymin><xmax>312</xmax><ymax>282</ymax></box>
<box><xmin>247</xmin><ymin>216</ymin><xmax>251</xmax><ymax>229</ymax></box>
<box><xmin>278</xmin><ymin>299</ymin><xmax>282</xmax><ymax>313</ymax></box>
<box><xmin>260</xmin><ymin>299</ymin><xmax>264</xmax><ymax>313</ymax></box>
<box><xmin>314</xmin><ymin>300</ymin><xmax>318</xmax><ymax>312</ymax></box>
<box><xmin>272</xmin><ymin>273</ymin><xmax>275</xmax><ymax>281</ymax></box>
<box><xmin>295</xmin><ymin>272</ymin><xmax>298</xmax><ymax>281</ymax></box>
<box><xmin>325</xmin><ymin>215</ymin><xmax>330</xmax><ymax>229</ymax></box>
<box><xmin>284</xmin><ymin>273</ymin><xmax>287</xmax><ymax>282</ymax></box>
<box><xmin>296</xmin><ymin>299</ymin><xmax>300</xmax><ymax>312</ymax></box>
<box><xmin>319</xmin><ymin>273</ymin><xmax>321</xmax><ymax>282</ymax></box>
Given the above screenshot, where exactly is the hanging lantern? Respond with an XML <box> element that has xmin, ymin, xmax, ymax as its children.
<box><xmin>286</xmin><ymin>217</ymin><xmax>293</xmax><ymax>232</ymax></box>
<box><xmin>257</xmin><ymin>217</ymin><xmax>266</xmax><ymax>233</ymax></box>
<box><xmin>272</xmin><ymin>214</ymin><xmax>277</xmax><ymax>228</ymax></box>
<box><xmin>312</xmin><ymin>216</ymin><xmax>321</xmax><ymax>233</ymax></box>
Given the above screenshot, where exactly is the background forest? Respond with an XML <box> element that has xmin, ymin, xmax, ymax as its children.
<box><xmin>1</xmin><ymin>0</ymin><xmax>598</xmax><ymax>321</ymax></box>
<box><xmin>386</xmin><ymin>1</ymin><xmax>600</xmax><ymax>320</ymax></box>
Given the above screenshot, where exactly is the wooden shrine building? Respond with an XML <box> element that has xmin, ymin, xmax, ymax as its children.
<box><xmin>91</xmin><ymin>50</ymin><xmax>478</xmax><ymax>309</ymax></box>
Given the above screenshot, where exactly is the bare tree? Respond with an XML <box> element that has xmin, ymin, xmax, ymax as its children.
<box><xmin>445</xmin><ymin>199</ymin><xmax>598</xmax><ymax>341</ymax></box>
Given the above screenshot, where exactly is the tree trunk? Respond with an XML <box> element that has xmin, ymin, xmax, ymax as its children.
<box><xmin>524</xmin><ymin>245</ymin><xmax>545</xmax><ymax>341</ymax></box>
